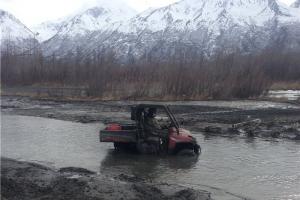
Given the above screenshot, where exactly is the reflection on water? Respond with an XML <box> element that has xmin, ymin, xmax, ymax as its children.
<box><xmin>1</xmin><ymin>115</ymin><xmax>109</xmax><ymax>170</ymax></box>
<box><xmin>100</xmin><ymin>150</ymin><xmax>199</xmax><ymax>179</ymax></box>
<box><xmin>2</xmin><ymin>115</ymin><xmax>300</xmax><ymax>200</ymax></box>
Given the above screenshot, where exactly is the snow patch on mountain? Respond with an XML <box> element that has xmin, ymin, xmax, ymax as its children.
<box><xmin>32</xmin><ymin>0</ymin><xmax>137</xmax><ymax>43</ymax></box>
<box><xmin>291</xmin><ymin>0</ymin><xmax>300</xmax><ymax>8</ymax></box>
<box><xmin>42</xmin><ymin>0</ymin><xmax>137</xmax><ymax>56</ymax></box>
<box><xmin>120</xmin><ymin>0</ymin><xmax>298</xmax><ymax>34</ymax></box>
<box><xmin>55</xmin><ymin>0</ymin><xmax>137</xmax><ymax>37</ymax></box>
<box><xmin>0</xmin><ymin>9</ymin><xmax>35</xmax><ymax>42</ymax></box>
<box><xmin>31</xmin><ymin>18</ymin><xmax>66</xmax><ymax>42</ymax></box>
<box><xmin>0</xmin><ymin>9</ymin><xmax>38</xmax><ymax>54</ymax></box>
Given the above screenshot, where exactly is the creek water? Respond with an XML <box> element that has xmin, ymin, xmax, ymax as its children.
<box><xmin>1</xmin><ymin>115</ymin><xmax>300</xmax><ymax>200</ymax></box>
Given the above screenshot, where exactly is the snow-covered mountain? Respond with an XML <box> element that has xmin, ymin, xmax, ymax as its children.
<box><xmin>109</xmin><ymin>0</ymin><xmax>300</xmax><ymax>59</ymax></box>
<box><xmin>41</xmin><ymin>0</ymin><xmax>300</xmax><ymax>61</ymax></box>
<box><xmin>0</xmin><ymin>9</ymin><xmax>37</xmax><ymax>53</ymax></box>
<box><xmin>291</xmin><ymin>0</ymin><xmax>300</xmax><ymax>8</ymax></box>
<box><xmin>123</xmin><ymin>0</ymin><xmax>291</xmax><ymax>33</ymax></box>
<box><xmin>31</xmin><ymin>18</ymin><xmax>66</xmax><ymax>42</ymax></box>
<box><xmin>42</xmin><ymin>0</ymin><xmax>137</xmax><ymax>57</ymax></box>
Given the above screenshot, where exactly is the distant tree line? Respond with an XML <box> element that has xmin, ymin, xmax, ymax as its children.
<box><xmin>1</xmin><ymin>42</ymin><xmax>300</xmax><ymax>100</ymax></box>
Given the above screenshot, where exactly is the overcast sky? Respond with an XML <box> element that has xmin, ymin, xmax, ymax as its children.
<box><xmin>0</xmin><ymin>0</ymin><xmax>295</xmax><ymax>26</ymax></box>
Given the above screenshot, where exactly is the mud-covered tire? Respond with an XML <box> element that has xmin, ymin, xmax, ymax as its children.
<box><xmin>194</xmin><ymin>145</ymin><xmax>201</xmax><ymax>155</ymax></box>
<box><xmin>114</xmin><ymin>142</ymin><xmax>137</xmax><ymax>152</ymax></box>
<box><xmin>114</xmin><ymin>142</ymin><xmax>121</xmax><ymax>150</ymax></box>
<box><xmin>137</xmin><ymin>141</ymin><xmax>160</xmax><ymax>154</ymax></box>
<box><xmin>173</xmin><ymin>143</ymin><xmax>200</xmax><ymax>156</ymax></box>
<box><xmin>176</xmin><ymin>149</ymin><xmax>196</xmax><ymax>156</ymax></box>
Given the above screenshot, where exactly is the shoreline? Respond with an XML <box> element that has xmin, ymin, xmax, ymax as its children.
<box><xmin>2</xmin><ymin>86</ymin><xmax>299</xmax><ymax>103</ymax></box>
<box><xmin>2</xmin><ymin>95</ymin><xmax>300</xmax><ymax>141</ymax></box>
<box><xmin>1</xmin><ymin>157</ymin><xmax>213</xmax><ymax>200</ymax></box>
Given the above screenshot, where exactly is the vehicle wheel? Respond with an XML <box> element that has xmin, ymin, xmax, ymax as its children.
<box><xmin>177</xmin><ymin>149</ymin><xmax>196</xmax><ymax>156</ymax></box>
<box><xmin>137</xmin><ymin>141</ymin><xmax>159</xmax><ymax>154</ymax></box>
<box><xmin>136</xmin><ymin>142</ymin><xmax>146</xmax><ymax>154</ymax></box>
<box><xmin>194</xmin><ymin>145</ymin><xmax>201</xmax><ymax>155</ymax></box>
<box><xmin>114</xmin><ymin>142</ymin><xmax>121</xmax><ymax>150</ymax></box>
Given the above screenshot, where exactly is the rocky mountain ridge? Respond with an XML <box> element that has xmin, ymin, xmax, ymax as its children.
<box><xmin>2</xmin><ymin>0</ymin><xmax>300</xmax><ymax>60</ymax></box>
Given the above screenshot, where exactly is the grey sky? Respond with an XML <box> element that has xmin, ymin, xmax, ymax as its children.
<box><xmin>0</xmin><ymin>0</ymin><xmax>295</xmax><ymax>26</ymax></box>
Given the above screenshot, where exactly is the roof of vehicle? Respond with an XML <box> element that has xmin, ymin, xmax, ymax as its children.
<box><xmin>133</xmin><ymin>104</ymin><xmax>168</xmax><ymax>109</ymax></box>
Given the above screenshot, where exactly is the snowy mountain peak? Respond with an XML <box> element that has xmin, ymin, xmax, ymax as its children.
<box><xmin>81</xmin><ymin>0</ymin><xmax>135</xmax><ymax>10</ymax></box>
<box><xmin>54</xmin><ymin>0</ymin><xmax>137</xmax><ymax>37</ymax></box>
<box><xmin>121</xmin><ymin>0</ymin><xmax>291</xmax><ymax>34</ymax></box>
<box><xmin>1</xmin><ymin>10</ymin><xmax>23</xmax><ymax>26</ymax></box>
<box><xmin>1</xmin><ymin>9</ymin><xmax>38</xmax><ymax>54</ymax></box>
<box><xmin>42</xmin><ymin>0</ymin><xmax>300</xmax><ymax>60</ymax></box>
<box><xmin>291</xmin><ymin>0</ymin><xmax>300</xmax><ymax>8</ymax></box>
<box><xmin>268</xmin><ymin>0</ymin><xmax>282</xmax><ymax>14</ymax></box>
<box><xmin>31</xmin><ymin>18</ymin><xmax>65</xmax><ymax>42</ymax></box>
<box><xmin>0</xmin><ymin>9</ymin><xmax>35</xmax><ymax>41</ymax></box>
<box><xmin>85</xmin><ymin>0</ymin><xmax>137</xmax><ymax>13</ymax></box>
<box><xmin>85</xmin><ymin>7</ymin><xmax>107</xmax><ymax>18</ymax></box>
<box><xmin>33</xmin><ymin>0</ymin><xmax>137</xmax><ymax>42</ymax></box>
<box><xmin>42</xmin><ymin>0</ymin><xmax>138</xmax><ymax>56</ymax></box>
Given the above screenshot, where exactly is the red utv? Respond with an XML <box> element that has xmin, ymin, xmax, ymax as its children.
<box><xmin>100</xmin><ymin>104</ymin><xmax>200</xmax><ymax>155</ymax></box>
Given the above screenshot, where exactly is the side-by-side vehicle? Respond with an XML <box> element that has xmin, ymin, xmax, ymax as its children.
<box><xmin>100</xmin><ymin>104</ymin><xmax>200</xmax><ymax>155</ymax></box>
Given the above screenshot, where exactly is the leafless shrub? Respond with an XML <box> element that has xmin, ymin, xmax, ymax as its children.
<box><xmin>1</xmin><ymin>43</ymin><xmax>299</xmax><ymax>100</ymax></box>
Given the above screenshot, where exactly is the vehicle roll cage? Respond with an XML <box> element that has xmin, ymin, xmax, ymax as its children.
<box><xmin>131</xmin><ymin>104</ymin><xmax>180</xmax><ymax>133</ymax></box>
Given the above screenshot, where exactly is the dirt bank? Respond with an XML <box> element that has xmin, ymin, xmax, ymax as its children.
<box><xmin>2</xmin><ymin>95</ymin><xmax>300</xmax><ymax>140</ymax></box>
<box><xmin>1</xmin><ymin>157</ymin><xmax>211</xmax><ymax>200</ymax></box>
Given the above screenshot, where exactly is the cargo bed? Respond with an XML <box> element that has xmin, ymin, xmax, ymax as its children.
<box><xmin>100</xmin><ymin>124</ymin><xmax>138</xmax><ymax>143</ymax></box>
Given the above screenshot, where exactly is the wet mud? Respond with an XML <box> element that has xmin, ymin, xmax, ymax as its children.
<box><xmin>1</xmin><ymin>157</ymin><xmax>212</xmax><ymax>200</ymax></box>
<box><xmin>2</xmin><ymin>95</ymin><xmax>300</xmax><ymax>140</ymax></box>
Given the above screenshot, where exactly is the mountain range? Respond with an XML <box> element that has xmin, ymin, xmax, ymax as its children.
<box><xmin>1</xmin><ymin>0</ymin><xmax>300</xmax><ymax>61</ymax></box>
<box><xmin>0</xmin><ymin>10</ymin><xmax>37</xmax><ymax>54</ymax></box>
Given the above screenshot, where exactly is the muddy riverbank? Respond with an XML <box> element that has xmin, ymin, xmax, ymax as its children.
<box><xmin>1</xmin><ymin>157</ymin><xmax>212</xmax><ymax>200</ymax></box>
<box><xmin>2</xmin><ymin>95</ymin><xmax>300</xmax><ymax>140</ymax></box>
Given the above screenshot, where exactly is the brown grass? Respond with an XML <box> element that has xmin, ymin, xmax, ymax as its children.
<box><xmin>270</xmin><ymin>81</ymin><xmax>300</xmax><ymax>90</ymax></box>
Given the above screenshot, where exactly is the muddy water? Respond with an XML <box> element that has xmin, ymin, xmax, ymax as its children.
<box><xmin>2</xmin><ymin>115</ymin><xmax>300</xmax><ymax>200</ymax></box>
